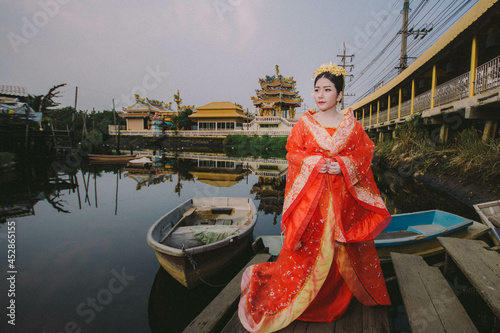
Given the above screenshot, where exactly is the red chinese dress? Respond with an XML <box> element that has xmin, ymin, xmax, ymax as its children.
<box><xmin>238</xmin><ymin>109</ymin><xmax>391</xmax><ymax>332</ymax></box>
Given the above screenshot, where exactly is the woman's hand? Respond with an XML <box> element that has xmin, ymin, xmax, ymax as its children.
<box><xmin>319</xmin><ymin>158</ymin><xmax>330</xmax><ymax>174</ymax></box>
<box><xmin>293</xmin><ymin>241</ymin><xmax>302</xmax><ymax>251</ymax></box>
<box><xmin>328</xmin><ymin>161</ymin><xmax>342</xmax><ymax>175</ymax></box>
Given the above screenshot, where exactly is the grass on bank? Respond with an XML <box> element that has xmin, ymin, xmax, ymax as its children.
<box><xmin>375</xmin><ymin>115</ymin><xmax>500</xmax><ymax>183</ymax></box>
<box><xmin>223</xmin><ymin>135</ymin><xmax>287</xmax><ymax>159</ymax></box>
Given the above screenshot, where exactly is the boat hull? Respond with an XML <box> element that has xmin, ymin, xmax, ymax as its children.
<box><xmin>88</xmin><ymin>154</ymin><xmax>137</xmax><ymax>163</ymax></box>
<box><xmin>154</xmin><ymin>233</ymin><xmax>253</xmax><ymax>289</ymax></box>
<box><xmin>147</xmin><ymin>197</ymin><xmax>257</xmax><ymax>289</ymax></box>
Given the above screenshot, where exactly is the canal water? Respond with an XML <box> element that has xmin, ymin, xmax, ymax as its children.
<box><xmin>0</xmin><ymin>153</ymin><xmax>481</xmax><ymax>332</ymax></box>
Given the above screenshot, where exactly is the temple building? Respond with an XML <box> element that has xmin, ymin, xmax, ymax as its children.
<box><xmin>188</xmin><ymin>101</ymin><xmax>249</xmax><ymax>131</ymax></box>
<box><xmin>251</xmin><ymin>65</ymin><xmax>303</xmax><ymax>119</ymax></box>
<box><xmin>120</xmin><ymin>94</ymin><xmax>177</xmax><ymax>131</ymax></box>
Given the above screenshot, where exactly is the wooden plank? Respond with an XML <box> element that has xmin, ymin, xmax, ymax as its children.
<box><xmin>363</xmin><ymin>304</ymin><xmax>390</xmax><ymax>333</ymax></box>
<box><xmin>305</xmin><ymin>322</ymin><xmax>334</xmax><ymax>333</ymax></box>
<box><xmin>438</xmin><ymin>237</ymin><xmax>500</xmax><ymax>319</ymax></box>
<box><xmin>391</xmin><ymin>252</ymin><xmax>478</xmax><ymax>333</ymax></box>
<box><xmin>220</xmin><ymin>312</ymin><xmax>247</xmax><ymax>333</ymax></box>
<box><xmin>183</xmin><ymin>252</ymin><xmax>272</xmax><ymax>333</ymax></box>
<box><xmin>335</xmin><ymin>299</ymin><xmax>363</xmax><ymax>332</ymax></box>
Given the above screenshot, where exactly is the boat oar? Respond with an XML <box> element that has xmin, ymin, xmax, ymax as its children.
<box><xmin>160</xmin><ymin>207</ymin><xmax>196</xmax><ymax>244</ymax></box>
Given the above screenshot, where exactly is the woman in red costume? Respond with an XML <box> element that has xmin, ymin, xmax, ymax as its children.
<box><xmin>238</xmin><ymin>62</ymin><xmax>392</xmax><ymax>332</ymax></box>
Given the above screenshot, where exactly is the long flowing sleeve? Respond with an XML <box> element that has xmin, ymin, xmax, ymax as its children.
<box><xmin>332</xmin><ymin>122</ymin><xmax>390</xmax><ymax>244</ymax></box>
<box><xmin>334</xmin><ymin>122</ymin><xmax>374</xmax><ymax>188</ymax></box>
<box><xmin>281</xmin><ymin>119</ymin><xmax>326</xmax><ymax>252</ymax></box>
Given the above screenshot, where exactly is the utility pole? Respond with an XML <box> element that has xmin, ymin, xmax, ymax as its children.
<box><xmin>337</xmin><ymin>42</ymin><xmax>355</xmax><ymax>109</ymax></box>
<box><xmin>400</xmin><ymin>0</ymin><xmax>410</xmax><ymax>72</ymax></box>
<box><xmin>398</xmin><ymin>0</ymin><xmax>432</xmax><ymax>73</ymax></box>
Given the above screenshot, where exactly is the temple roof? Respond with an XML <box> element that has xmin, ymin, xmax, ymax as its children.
<box><xmin>252</xmin><ymin>97</ymin><xmax>302</xmax><ymax>106</ymax></box>
<box><xmin>122</xmin><ymin>95</ymin><xmax>175</xmax><ymax>114</ymax></box>
<box><xmin>252</xmin><ymin>68</ymin><xmax>302</xmax><ymax>109</ymax></box>
<box><xmin>189</xmin><ymin>101</ymin><xmax>248</xmax><ymax>119</ymax></box>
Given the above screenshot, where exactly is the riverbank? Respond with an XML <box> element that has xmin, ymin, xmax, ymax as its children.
<box><xmin>103</xmin><ymin>135</ymin><xmax>224</xmax><ymax>154</ymax></box>
<box><xmin>374</xmin><ymin>116</ymin><xmax>499</xmax><ymax>208</ymax></box>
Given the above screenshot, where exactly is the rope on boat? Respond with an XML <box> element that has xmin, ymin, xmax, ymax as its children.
<box><xmin>182</xmin><ymin>245</ymin><xmax>228</xmax><ymax>288</ymax></box>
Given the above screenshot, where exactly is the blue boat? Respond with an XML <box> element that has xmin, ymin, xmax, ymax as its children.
<box><xmin>374</xmin><ymin>210</ymin><xmax>473</xmax><ymax>247</ymax></box>
<box><xmin>259</xmin><ymin>210</ymin><xmax>489</xmax><ymax>261</ymax></box>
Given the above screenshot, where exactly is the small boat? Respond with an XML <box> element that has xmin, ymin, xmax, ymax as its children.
<box><xmin>88</xmin><ymin>154</ymin><xmax>137</xmax><ymax>163</ymax></box>
<box><xmin>146</xmin><ymin>197</ymin><xmax>257</xmax><ymax>289</ymax></box>
<box><xmin>473</xmin><ymin>199</ymin><xmax>500</xmax><ymax>243</ymax></box>
<box><xmin>375</xmin><ymin>210</ymin><xmax>473</xmax><ymax>247</ymax></box>
<box><xmin>474</xmin><ymin>200</ymin><xmax>500</xmax><ymax>228</ymax></box>
<box><xmin>259</xmin><ymin>210</ymin><xmax>490</xmax><ymax>262</ymax></box>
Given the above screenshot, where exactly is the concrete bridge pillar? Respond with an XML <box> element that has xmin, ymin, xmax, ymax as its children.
<box><xmin>482</xmin><ymin>119</ymin><xmax>498</xmax><ymax>141</ymax></box>
<box><xmin>440</xmin><ymin>123</ymin><xmax>450</xmax><ymax>145</ymax></box>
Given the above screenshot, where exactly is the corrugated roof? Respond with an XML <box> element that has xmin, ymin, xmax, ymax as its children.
<box><xmin>0</xmin><ymin>85</ymin><xmax>28</xmax><ymax>97</ymax></box>
<box><xmin>346</xmin><ymin>0</ymin><xmax>498</xmax><ymax>111</ymax></box>
<box><xmin>189</xmin><ymin>109</ymin><xmax>248</xmax><ymax>119</ymax></box>
<box><xmin>196</xmin><ymin>101</ymin><xmax>243</xmax><ymax>111</ymax></box>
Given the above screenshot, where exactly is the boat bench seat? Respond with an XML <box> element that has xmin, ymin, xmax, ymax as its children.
<box><xmin>407</xmin><ymin>223</ymin><xmax>445</xmax><ymax>235</ymax></box>
<box><xmin>391</xmin><ymin>252</ymin><xmax>478</xmax><ymax>333</ymax></box>
<box><xmin>489</xmin><ymin>213</ymin><xmax>500</xmax><ymax>226</ymax></box>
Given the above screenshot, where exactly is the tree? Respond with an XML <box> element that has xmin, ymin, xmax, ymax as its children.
<box><xmin>26</xmin><ymin>83</ymin><xmax>67</xmax><ymax>114</ymax></box>
<box><xmin>173</xmin><ymin>90</ymin><xmax>182</xmax><ymax>110</ymax></box>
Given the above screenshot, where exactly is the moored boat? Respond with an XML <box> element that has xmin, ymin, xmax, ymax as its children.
<box><xmin>259</xmin><ymin>210</ymin><xmax>490</xmax><ymax>262</ymax></box>
<box><xmin>473</xmin><ymin>199</ymin><xmax>500</xmax><ymax>228</ymax></box>
<box><xmin>88</xmin><ymin>154</ymin><xmax>137</xmax><ymax>163</ymax></box>
<box><xmin>473</xmin><ymin>199</ymin><xmax>500</xmax><ymax>243</ymax></box>
<box><xmin>146</xmin><ymin>197</ymin><xmax>257</xmax><ymax>289</ymax></box>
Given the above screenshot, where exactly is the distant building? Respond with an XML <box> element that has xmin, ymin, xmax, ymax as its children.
<box><xmin>120</xmin><ymin>94</ymin><xmax>177</xmax><ymax>131</ymax></box>
<box><xmin>251</xmin><ymin>65</ymin><xmax>303</xmax><ymax>119</ymax></box>
<box><xmin>0</xmin><ymin>85</ymin><xmax>41</xmax><ymax>123</ymax></box>
<box><xmin>189</xmin><ymin>101</ymin><xmax>249</xmax><ymax>131</ymax></box>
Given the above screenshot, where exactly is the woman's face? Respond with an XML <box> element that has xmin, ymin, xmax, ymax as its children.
<box><xmin>314</xmin><ymin>77</ymin><xmax>343</xmax><ymax>112</ymax></box>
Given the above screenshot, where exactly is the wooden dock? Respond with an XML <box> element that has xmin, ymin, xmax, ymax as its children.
<box><xmin>183</xmin><ymin>236</ymin><xmax>500</xmax><ymax>333</ymax></box>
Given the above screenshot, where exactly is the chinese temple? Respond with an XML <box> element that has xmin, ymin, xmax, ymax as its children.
<box><xmin>251</xmin><ymin>65</ymin><xmax>303</xmax><ymax>119</ymax></box>
<box><xmin>188</xmin><ymin>101</ymin><xmax>249</xmax><ymax>130</ymax></box>
<box><xmin>120</xmin><ymin>94</ymin><xmax>177</xmax><ymax>131</ymax></box>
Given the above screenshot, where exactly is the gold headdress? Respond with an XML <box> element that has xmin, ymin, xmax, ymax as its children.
<box><xmin>312</xmin><ymin>62</ymin><xmax>348</xmax><ymax>80</ymax></box>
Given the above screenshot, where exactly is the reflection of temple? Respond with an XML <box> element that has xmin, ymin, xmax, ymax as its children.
<box><xmin>190</xmin><ymin>160</ymin><xmax>248</xmax><ymax>187</ymax></box>
<box><xmin>250</xmin><ymin>174</ymin><xmax>285</xmax><ymax>225</ymax></box>
<box><xmin>251</xmin><ymin>65</ymin><xmax>303</xmax><ymax>119</ymax></box>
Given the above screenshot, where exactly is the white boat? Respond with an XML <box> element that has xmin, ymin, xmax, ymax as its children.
<box><xmin>146</xmin><ymin>197</ymin><xmax>257</xmax><ymax>289</ymax></box>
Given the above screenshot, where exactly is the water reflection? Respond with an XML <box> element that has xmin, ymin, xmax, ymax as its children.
<box><xmin>0</xmin><ymin>152</ymin><xmax>480</xmax><ymax>224</ymax></box>
<box><xmin>0</xmin><ymin>152</ymin><xmax>485</xmax><ymax>332</ymax></box>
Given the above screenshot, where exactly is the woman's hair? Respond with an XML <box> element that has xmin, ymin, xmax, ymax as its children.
<box><xmin>314</xmin><ymin>72</ymin><xmax>344</xmax><ymax>94</ymax></box>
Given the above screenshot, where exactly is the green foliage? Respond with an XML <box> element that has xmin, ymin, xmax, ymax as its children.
<box><xmin>44</xmin><ymin>107</ymin><xmax>125</xmax><ymax>135</ymax></box>
<box><xmin>0</xmin><ymin>152</ymin><xmax>16</xmax><ymax>165</ymax></box>
<box><xmin>375</xmin><ymin>115</ymin><xmax>500</xmax><ymax>184</ymax></box>
<box><xmin>224</xmin><ymin>134</ymin><xmax>287</xmax><ymax>159</ymax></box>
<box><xmin>175</xmin><ymin>108</ymin><xmax>194</xmax><ymax>130</ymax></box>
<box><xmin>446</xmin><ymin>128</ymin><xmax>500</xmax><ymax>182</ymax></box>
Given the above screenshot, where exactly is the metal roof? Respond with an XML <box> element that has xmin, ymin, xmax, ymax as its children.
<box><xmin>0</xmin><ymin>85</ymin><xmax>28</xmax><ymax>97</ymax></box>
<box><xmin>346</xmin><ymin>0</ymin><xmax>499</xmax><ymax>111</ymax></box>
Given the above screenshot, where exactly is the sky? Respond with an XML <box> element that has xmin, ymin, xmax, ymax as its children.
<box><xmin>1</xmin><ymin>0</ymin><xmax>477</xmax><ymax>114</ymax></box>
